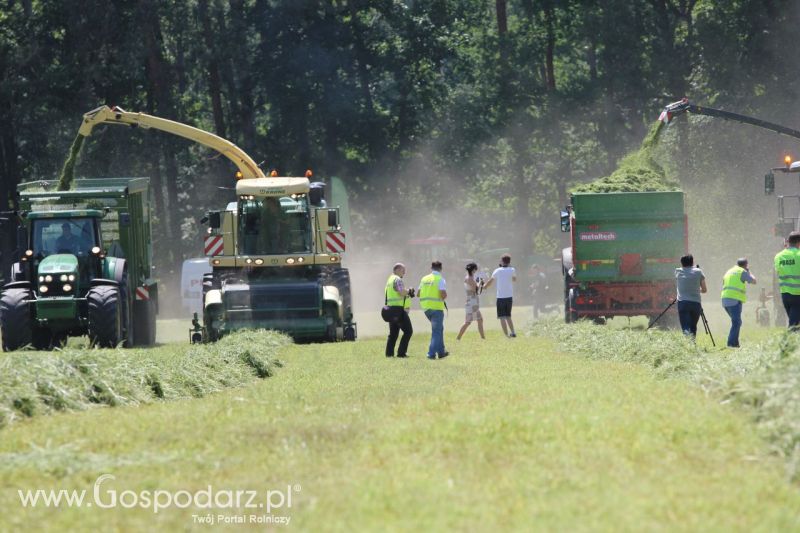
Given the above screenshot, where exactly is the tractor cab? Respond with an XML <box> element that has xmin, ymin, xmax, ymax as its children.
<box><xmin>29</xmin><ymin>212</ymin><xmax>102</xmax><ymax>258</ymax></box>
<box><xmin>23</xmin><ymin>210</ymin><xmax>104</xmax><ymax>295</ymax></box>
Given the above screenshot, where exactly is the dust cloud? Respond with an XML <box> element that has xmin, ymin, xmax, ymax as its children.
<box><xmin>151</xmin><ymin>103</ymin><xmax>800</xmax><ymax>333</ymax></box>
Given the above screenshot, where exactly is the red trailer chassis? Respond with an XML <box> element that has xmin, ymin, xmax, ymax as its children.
<box><xmin>565</xmin><ymin>279</ymin><xmax>677</xmax><ymax>323</ymax></box>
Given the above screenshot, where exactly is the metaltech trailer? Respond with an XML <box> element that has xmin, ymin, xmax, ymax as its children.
<box><xmin>560</xmin><ymin>191</ymin><xmax>687</xmax><ymax>324</ymax></box>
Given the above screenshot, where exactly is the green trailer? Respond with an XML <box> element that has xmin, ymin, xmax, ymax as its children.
<box><xmin>560</xmin><ymin>191</ymin><xmax>687</xmax><ymax>323</ymax></box>
<box><xmin>0</xmin><ymin>178</ymin><xmax>157</xmax><ymax>350</ymax></box>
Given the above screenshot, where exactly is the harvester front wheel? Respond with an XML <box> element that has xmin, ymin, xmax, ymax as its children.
<box><xmin>0</xmin><ymin>289</ymin><xmax>33</xmax><ymax>351</ymax></box>
<box><xmin>87</xmin><ymin>285</ymin><xmax>122</xmax><ymax>348</ymax></box>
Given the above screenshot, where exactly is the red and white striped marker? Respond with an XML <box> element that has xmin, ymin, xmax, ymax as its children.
<box><xmin>135</xmin><ymin>286</ymin><xmax>150</xmax><ymax>300</ymax></box>
<box><xmin>326</xmin><ymin>232</ymin><xmax>346</xmax><ymax>253</ymax></box>
<box><xmin>204</xmin><ymin>235</ymin><xmax>224</xmax><ymax>256</ymax></box>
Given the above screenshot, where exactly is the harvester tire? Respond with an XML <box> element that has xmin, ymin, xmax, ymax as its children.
<box><xmin>87</xmin><ymin>285</ymin><xmax>122</xmax><ymax>348</ymax></box>
<box><xmin>0</xmin><ymin>288</ymin><xmax>33</xmax><ymax>351</ymax></box>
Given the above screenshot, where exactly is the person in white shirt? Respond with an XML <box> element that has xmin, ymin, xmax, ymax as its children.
<box><xmin>483</xmin><ymin>253</ymin><xmax>517</xmax><ymax>337</ymax></box>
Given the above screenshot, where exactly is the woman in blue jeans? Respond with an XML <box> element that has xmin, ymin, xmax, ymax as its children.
<box><xmin>675</xmin><ymin>254</ymin><xmax>707</xmax><ymax>338</ymax></box>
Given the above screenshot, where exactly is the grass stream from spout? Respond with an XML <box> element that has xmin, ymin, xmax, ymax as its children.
<box><xmin>571</xmin><ymin>120</ymin><xmax>679</xmax><ymax>193</ymax></box>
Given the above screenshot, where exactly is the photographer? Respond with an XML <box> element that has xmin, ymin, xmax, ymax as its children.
<box><xmin>721</xmin><ymin>258</ymin><xmax>756</xmax><ymax>348</ymax></box>
<box><xmin>384</xmin><ymin>263</ymin><xmax>414</xmax><ymax>358</ymax></box>
<box><xmin>457</xmin><ymin>262</ymin><xmax>485</xmax><ymax>341</ymax></box>
<box><xmin>676</xmin><ymin>254</ymin><xmax>707</xmax><ymax>339</ymax></box>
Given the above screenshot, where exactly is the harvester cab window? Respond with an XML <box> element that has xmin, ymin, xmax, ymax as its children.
<box><xmin>32</xmin><ymin>218</ymin><xmax>99</xmax><ymax>258</ymax></box>
<box><xmin>239</xmin><ymin>196</ymin><xmax>311</xmax><ymax>255</ymax></box>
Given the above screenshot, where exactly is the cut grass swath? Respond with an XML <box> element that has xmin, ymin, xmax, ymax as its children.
<box><xmin>0</xmin><ymin>330</ymin><xmax>289</xmax><ymax>429</ymax></box>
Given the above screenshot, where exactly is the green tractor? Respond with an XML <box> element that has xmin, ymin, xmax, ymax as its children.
<box><xmin>0</xmin><ymin>178</ymin><xmax>158</xmax><ymax>350</ymax></box>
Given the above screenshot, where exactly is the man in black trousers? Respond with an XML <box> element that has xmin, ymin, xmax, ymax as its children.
<box><xmin>385</xmin><ymin>263</ymin><xmax>414</xmax><ymax>358</ymax></box>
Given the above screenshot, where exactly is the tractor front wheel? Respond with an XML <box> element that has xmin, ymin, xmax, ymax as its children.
<box><xmin>87</xmin><ymin>285</ymin><xmax>122</xmax><ymax>348</ymax></box>
<box><xmin>0</xmin><ymin>289</ymin><xmax>33</xmax><ymax>351</ymax></box>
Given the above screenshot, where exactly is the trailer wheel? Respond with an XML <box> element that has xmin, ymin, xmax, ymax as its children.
<box><xmin>87</xmin><ymin>285</ymin><xmax>122</xmax><ymax>348</ymax></box>
<box><xmin>565</xmin><ymin>289</ymin><xmax>578</xmax><ymax>323</ymax></box>
<box><xmin>0</xmin><ymin>288</ymin><xmax>33</xmax><ymax>351</ymax></box>
<box><xmin>133</xmin><ymin>299</ymin><xmax>156</xmax><ymax>346</ymax></box>
<box><xmin>120</xmin><ymin>275</ymin><xmax>134</xmax><ymax>348</ymax></box>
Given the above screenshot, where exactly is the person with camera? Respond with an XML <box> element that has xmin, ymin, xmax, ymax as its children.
<box><xmin>483</xmin><ymin>253</ymin><xmax>517</xmax><ymax>338</ymax></box>
<box><xmin>384</xmin><ymin>262</ymin><xmax>414</xmax><ymax>358</ymax></box>
<box><xmin>457</xmin><ymin>262</ymin><xmax>485</xmax><ymax>341</ymax></box>
<box><xmin>720</xmin><ymin>258</ymin><xmax>757</xmax><ymax>348</ymax></box>
<box><xmin>676</xmin><ymin>254</ymin><xmax>707</xmax><ymax>338</ymax></box>
<box><xmin>418</xmin><ymin>260</ymin><xmax>448</xmax><ymax>359</ymax></box>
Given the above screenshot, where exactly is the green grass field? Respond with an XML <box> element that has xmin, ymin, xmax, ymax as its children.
<box><xmin>2</xmin><ymin>315</ymin><xmax>800</xmax><ymax>531</ymax></box>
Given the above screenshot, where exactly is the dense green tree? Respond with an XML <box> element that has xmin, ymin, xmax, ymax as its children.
<box><xmin>0</xmin><ymin>0</ymin><xmax>797</xmax><ymax>282</ymax></box>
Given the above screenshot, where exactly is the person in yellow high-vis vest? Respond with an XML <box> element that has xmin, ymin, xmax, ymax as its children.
<box><xmin>775</xmin><ymin>231</ymin><xmax>800</xmax><ymax>329</ymax></box>
<box><xmin>418</xmin><ymin>260</ymin><xmax>448</xmax><ymax>360</ymax></box>
<box><xmin>721</xmin><ymin>258</ymin><xmax>757</xmax><ymax>348</ymax></box>
<box><xmin>385</xmin><ymin>263</ymin><xmax>414</xmax><ymax>358</ymax></box>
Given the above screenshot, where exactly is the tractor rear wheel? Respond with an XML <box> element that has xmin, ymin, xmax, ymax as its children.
<box><xmin>0</xmin><ymin>289</ymin><xmax>33</xmax><ymax>351</ymax></box>
<box><xmin>87</xmin><ymin>285</ymin><xmax>122</xmax><ymax>348</ymax></box>
<box><xmin>133</xmin><ymin>299</ymin><xmax>156</xmax><ymax>346</ymax></box>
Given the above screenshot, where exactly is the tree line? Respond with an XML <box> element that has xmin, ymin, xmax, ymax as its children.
<box><xmin>1</xmin><ymin>0</ymin><xmax>798</xmax><ymax>276</ymax></box>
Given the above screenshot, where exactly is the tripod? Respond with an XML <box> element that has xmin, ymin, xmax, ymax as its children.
<box><xmin>648</xmin><ymin>298</ymin><xmax>716</xmax><ymax>347</ymax></box>
<box><xmin>647</xmin><ymin>298</ymin><xmax>676</xmax><ymax>330</ymax></box>
<box><xmin>699</xmin><ymin>307</ymin><xmax>716</xmax><ymax>347</ymax></box>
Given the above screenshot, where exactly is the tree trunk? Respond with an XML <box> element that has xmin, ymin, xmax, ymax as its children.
<box><xmin>141</xmin><ymin>0</ymin><xmax>180</xmax><ymax>242</ymax></box>
<box><xmin>228</xmin><ymin>0</ymin><xmax>258</xmax><ymax>152</ymax></box>
<box><xmin>544</xmin><ymin>1</ymin><xmax>556</xmax><ymax>91</ymax></box>
<box><xmin>347</xmin><ymin>1</ymin><xmax>381</xmax><ymax>161</ymax></box>
<box><xmin>0</xmin><ymin>99</ymin><xmax>19</xmax><ymax>275</ymax></box>
<box><xmin>496</xmin><ymin>0</ymin><xmax>508</xmax><ymax>36</ymax></box>
<box><xmin>198</xmin><ymin>0</ymin><xmax>226</xmax><ymax>138</ymax></box>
